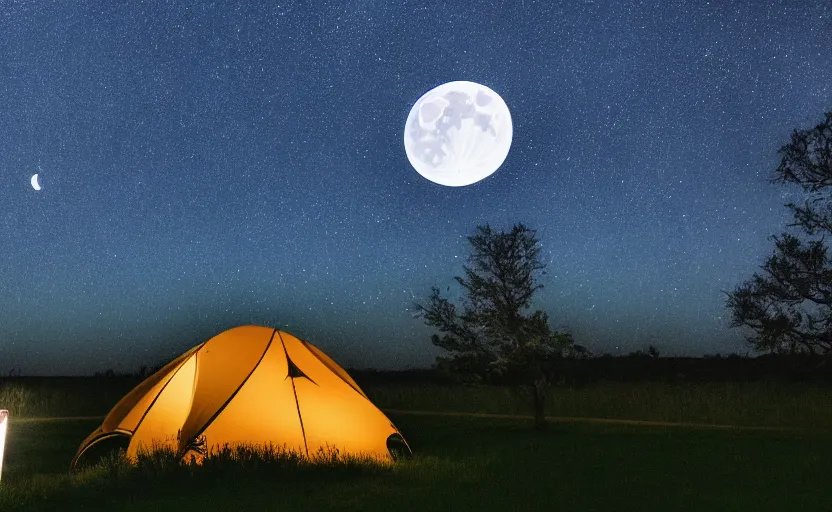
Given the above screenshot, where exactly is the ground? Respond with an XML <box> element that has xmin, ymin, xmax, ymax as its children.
<box><xmin>1</xmin><ymin>392</ymin><xmax>831</xmax><ymax>511</ymax></box>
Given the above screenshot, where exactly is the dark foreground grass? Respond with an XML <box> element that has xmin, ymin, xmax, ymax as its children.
<box><xmin>1</xmin><ymin>414</ymin><xmax>830</xmax><ymax>512</ymax></box>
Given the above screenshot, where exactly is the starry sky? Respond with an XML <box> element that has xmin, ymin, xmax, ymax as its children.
<box><xmin>1</xmin><ymin>1</ymin><xmax>830</xmax><ymax>376</ymax></box>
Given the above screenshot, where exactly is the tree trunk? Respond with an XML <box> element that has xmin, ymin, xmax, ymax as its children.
<box><xmin>531</xmin><ymin>374</ymin><xmax>547</xmax><ymax>430</ymax></box>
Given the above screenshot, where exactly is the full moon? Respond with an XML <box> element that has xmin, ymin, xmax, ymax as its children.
<box><xmin>31</xmin><ymin>173</ymin><xmax>41</xmax><ymax>191</ymax></box>
<box><xmin>403</xmin><ymin>81</ymin><xmax>512</xmax><ymax>187</ymax></box>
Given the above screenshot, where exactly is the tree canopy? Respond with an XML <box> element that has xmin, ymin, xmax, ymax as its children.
<box><xmin>726</xmin><ymin>110</ymin><xmax>832</xmax><ymax>356</ymax></box>
<box><xmin>416</xmin><ymin>223</ymin><xmax>574</xmax><ymax>428</ymax></box>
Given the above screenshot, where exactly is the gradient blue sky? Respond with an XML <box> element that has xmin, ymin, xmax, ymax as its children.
<box><xmin>1</xmin><ymin>1</ymin><xmax>831</xmax><ymax>375</ymax></box>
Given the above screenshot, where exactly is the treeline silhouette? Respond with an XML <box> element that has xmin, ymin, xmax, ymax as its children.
<box><xmin>3</xmin><ymin>353</ymin><xmax>831</xmax><ymax>390</ymax></box>
<box><xmin>349</xmin><ymin>353</ymin><xmax>832</xmax><ymax>387</ymax></box>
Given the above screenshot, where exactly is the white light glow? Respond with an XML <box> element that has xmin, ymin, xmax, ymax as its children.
<box><xmin>0</xmin><ymin>410</ymin><xmax>7</xmax><ymax>483</ymax></box>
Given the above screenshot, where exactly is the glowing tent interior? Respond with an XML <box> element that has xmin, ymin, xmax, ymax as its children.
<box><xmin>70</xmin><ymin>325</ymin><xmax>411</xmax><ymax>470</ymax></box>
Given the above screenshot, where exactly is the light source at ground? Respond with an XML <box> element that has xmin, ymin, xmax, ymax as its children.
<box><xmin>0</xmin><ymin>410</ymin><xmax>8</xmax><ymax>483</ymax></box>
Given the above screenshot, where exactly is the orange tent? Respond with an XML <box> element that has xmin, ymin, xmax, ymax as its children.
<box><xmin>71</xmin><ymin>326</ymin><xmax>410</xmax><ymax>470</ymax></box>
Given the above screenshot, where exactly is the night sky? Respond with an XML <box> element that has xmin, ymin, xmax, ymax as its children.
<box><xmin>1</xmin><ymin>1</ymin><xmax>830</xmax><ymax>376</ymax></box>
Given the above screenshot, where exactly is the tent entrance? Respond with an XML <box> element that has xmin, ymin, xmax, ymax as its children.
<box><xmin>72</xmin><ymin>432</ymin><xmax>131</xmax><ymax>471</ymax></box>
<box><xmin>386</xmin><ymin>433</ymin><xmax>412</xmax><ymax>461</ymax></box>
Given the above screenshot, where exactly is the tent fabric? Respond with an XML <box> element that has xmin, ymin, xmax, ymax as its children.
<box><xmin>71</xmin><ymin>326</ymin><xmax>410</xmax><ymax>470</ymax></box>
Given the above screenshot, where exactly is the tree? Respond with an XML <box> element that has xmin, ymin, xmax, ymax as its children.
<box><xmin>415</xmin><ymin>223</ymin><xmax>574</xmax><ymax>429</ymax></box>
<box><xmin>725</xmin><ymin>110</ymin><xmax>832</xmax><ymax>357</ymax></box>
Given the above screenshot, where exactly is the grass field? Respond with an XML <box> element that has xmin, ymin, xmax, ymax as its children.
<box><xmin>368</xmin><ymin>381</ymin><xmax>832</xmax><ymax>429</ymax></box>
<box><xmin>1</xmin><ymin>380</ymin><xmax>831</xmax><ymax>511</ymax></box>
<box><xmin>1</xmin><ymin>414</ymin><xmax>831</xmax><ymax>511</ymax></box>
<box><xmin>4</xmin><ymin>379</ymin><xmax>832</xmax><ymax>429</ymax></box>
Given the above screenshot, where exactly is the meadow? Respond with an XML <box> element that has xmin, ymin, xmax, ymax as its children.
<box><xmin>0</xmin><ymin>378</ymin><xmax>831</xmax><ymax>511</ymax></box>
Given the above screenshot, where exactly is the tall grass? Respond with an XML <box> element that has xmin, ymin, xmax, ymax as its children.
<box><xmin>108</xmin><ymin>442</ymin><xmax>392</xmax><ymax>479</ymax></box>
<box><xmin>0</xmin><ymin>385</ymin><xmax>33</xmax><ymax>415</ymax></box>
<box><xmin>0</xmin><ymin>378</ymin><xmax>136</xmax><ymax>418</ymax></box>
<box><xmin>0</xmin><ymin>441</ymin><xmax>393</xmax><ymax>512</ymax></box>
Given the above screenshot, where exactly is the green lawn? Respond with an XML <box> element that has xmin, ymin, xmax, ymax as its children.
<box><xmin>1</xmin><ymin>413</ymin><xmax>830</xmax><ymax>511</ymax></box>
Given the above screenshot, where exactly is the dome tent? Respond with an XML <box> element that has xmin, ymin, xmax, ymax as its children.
<box><xmin>71</xmin><ymin>326</ymin><xmax>411</xmax><ymax>470</ymax></box>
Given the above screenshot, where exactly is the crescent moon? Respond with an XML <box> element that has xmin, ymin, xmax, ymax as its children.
<box><xmin>31</xmin><ymin>174</ymin><xmax>41</xmax><ymax>191</ymax></box>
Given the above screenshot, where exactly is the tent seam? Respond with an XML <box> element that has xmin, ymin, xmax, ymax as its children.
<box><xmin>279</xmin><ymin>331</ymin><xmax>310</xmax><ymax>458</ymax></box>
<box><xmin>300</xmin><ymin>339</ymin><xmax>368</xmax><ymax>398</ymax></box>
<box><xmin>100</xmin><ymin>344</ymin><xmax>202</xmax><ymax>432</ymax></box>
<box><xmin>72</xmin><ymin>343</ymin><xmax>204</xmax><ymax>470</ymax></box>
<box><xmin>178</xmin><ymin>328</ymin><xmax>277</xmax><ymax>458</ymax></box>
<box><xmin>130</xmin><ymin>347</ymin><xmax>202</xmax><ymax>446</ymax></box>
